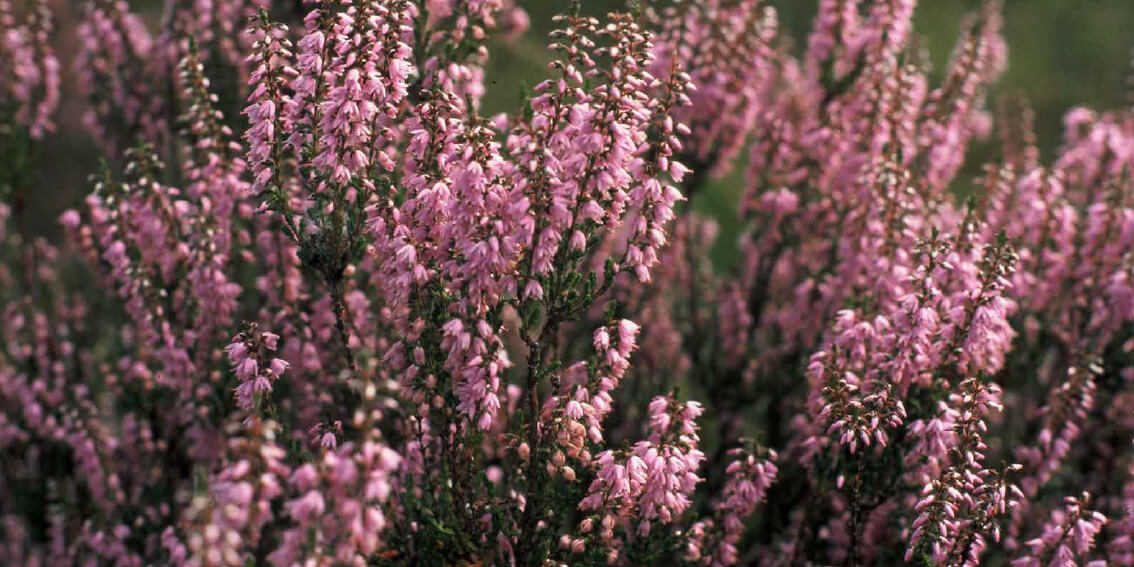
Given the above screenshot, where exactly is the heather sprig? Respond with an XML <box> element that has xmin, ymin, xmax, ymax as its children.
<box><xmin>0</xmin><ymin>0</ymin><xmax>59</xmax><ymax>139</ymax></box>
<box><xmin>0</xmin><ymin>1</ymin><xmax>1132</xmax><ymax>566</ymax></box>
<box><xmin>76</xmin><ymin>0</ymin><xmax>166</xmax><ymax>154</ymax></box>
<box><xmin>1011</xmin><ymin>492</ymin><xmax>1108</xmax><ymax>567</ymax></box>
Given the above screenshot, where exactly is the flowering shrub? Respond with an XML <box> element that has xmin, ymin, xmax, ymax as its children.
<box><xmin>0</xmin><ymin>0</ymin><xmax>1131</xmax><ymax>566</ymax></box>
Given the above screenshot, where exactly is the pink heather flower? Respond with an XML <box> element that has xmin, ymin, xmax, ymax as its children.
<box><xmin>178</xmin><ymin>42</ymin><xmax>247</xmax><ymax>339</ymax></box>
<box><xmin>1106</xmin><ymin>466</ymin><xmax>1134</xmax><ymax>566</ymax></box>
<box><xmin>176</xmin><ymin>419</ymin><xmax>291</xmax><ymax>566</ymax></box>
<box><xmin>918</xmin><ymin>4</ymin><xmax>1006</xmax><ymax>195</ymax></box>
<box><xmin>805</xmin><ymin>0</ymin><xmax>862</xmax><ymax>80</ymax></box>
<box><xmin>653</xmin><ymin>0</ymin><xmax>778</xmax><ymax>177</ymax></box>
<box><xmin>507</xmin><ymin>10</ymin><xmax>691</xmax><ymax>287</ymax></box>
<box><xmin>807</xmin><ymin>309</ymin><xmax>908</xmax><ymax>454</ymax></box>
<box><xmin>942</xmin><ymin>464</ymin><xmax>1026</xmax><ymax>567</ymax></box>
<box><xmin>75</xmin><ymin>0</ymin><xmax>165</xmax><ymax>152</ymax></box>
<box><xmin>906</xmin><ymin>377</ymin><xmax>1012</xmax><ymax>563</ymax></box>
<box><xmin>580</xmin><ymin>395</ymin><xmax>705</xmax><ymax>533</ymax></box>
<box><xmin>1011</xmin><ymin>493</ymin><xmax>1107</xmax><ymax>567</ymax></box>
<box><xmin>688</xmin><ymin>445</ymin><xmax>779</xmax><ymax>566</ymax></box>
<box><xmin>269</xmin><ymin>441</ymin><xmax>401</xmax><ymax>565</ymax></box>
<box><xmin>227</xmin><ymin>325</ymin><xmax>289</xmax><ymax>413</ymax></box>
<box><xmin>0</xmin><ymin>0</ymin><xmax>59</xmax><ymax>137</ymax></box>
<box><xmin>7</xmin><ymin>2</ymin><xmax>1134</xmax><ymax>566</ymax></box>
<box><xmin>1014</xmin><ymin>361</ymin><xmax>1101</xmax><ymax>500</ymax></box>
<box><xmin>244</xmin><ymin>15</ymin><xmax>294</xmax><ymax>195</ymax></box>
<box><xmin>277</xmin><ymin>0</ymin><xmax>414</xmax><ymax>196</ymax></box>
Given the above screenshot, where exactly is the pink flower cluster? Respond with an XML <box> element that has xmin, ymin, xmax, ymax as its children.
<box><xmin>0</xmin><ymin>1</ymin><xmax>1131</xmax><ymax>566</ymax></box>
<box><xmin>226</xmin><ymin>324</ymin><xmax>289</xmax><ymax>413</ymax></box>
<box><xmin>577</xmin><ymin>395</ymin><xmax>705</xmax><ymax>556</ymax></box>
<box><xmin>1011</xmin><ymin>493</ymin><xmax>1108</xmax><ymax>567</ymax></box>
<box><xmin>0</xmin><ymin>0</ymin><xmax>58</xmax><ymax>137</ymax></box>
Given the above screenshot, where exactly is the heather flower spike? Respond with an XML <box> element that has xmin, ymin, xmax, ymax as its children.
<box><xmin>1</xmin><ymin>1</ymin><xmax>1132</xmax><ymax>566</ymax></box>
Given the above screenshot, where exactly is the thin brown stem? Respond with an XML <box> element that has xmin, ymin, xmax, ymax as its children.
<box><xmin>330</xmin><ymin>283</ymin><xmax>358</xmax><ymax>376</ymax></box>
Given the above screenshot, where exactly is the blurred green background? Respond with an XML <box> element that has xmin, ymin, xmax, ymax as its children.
<box><xmin>37</xmin><ymin>0</ymin><xmax>1133</xmax><ymax>268</ymax></box>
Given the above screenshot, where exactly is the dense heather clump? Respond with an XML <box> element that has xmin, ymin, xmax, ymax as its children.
<box><xmin>0</xmin><ymin>1</ymin><xmax>1131</xmax><ymax>566</ymax></box>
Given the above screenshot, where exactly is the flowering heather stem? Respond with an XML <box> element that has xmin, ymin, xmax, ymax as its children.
<box><xmin>3</xmin><ymin>1</ymin><xmax>1133</xmax><ymax>565</ymax></box>
<box><xmin>1011</xmin><ymin>493</ymin><xmax>1108</xmax><ymax>567</ymax></box>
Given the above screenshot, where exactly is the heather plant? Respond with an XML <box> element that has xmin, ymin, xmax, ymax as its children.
<box><xmin>0</xmin><ymin>1</ymin><xmax>1131</xmax><ymax>566</ymax></box>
